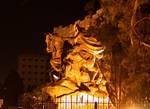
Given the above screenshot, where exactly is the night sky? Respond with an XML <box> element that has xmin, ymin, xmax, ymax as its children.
<box><xmin>0</xmin><ymin>0</ymin><xmax>87</xmax><ymax>82</ymax></box>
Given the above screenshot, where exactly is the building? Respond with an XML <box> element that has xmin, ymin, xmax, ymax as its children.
<box><xmin>17</xmin><ymin>54</ymin><xmax>50</xmax><ymax>92</ymax></box>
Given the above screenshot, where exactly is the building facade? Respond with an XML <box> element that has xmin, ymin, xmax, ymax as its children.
<box><xmin>17</xmin><ymin>54</ymin><xmax>50</xmax><ymax>92</ymax></box>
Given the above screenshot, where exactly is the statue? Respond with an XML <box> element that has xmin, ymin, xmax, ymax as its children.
<box><xmin>44</xmin><ymin>9</ymin><xmax>115</xmax><ymax>109</ymax></box>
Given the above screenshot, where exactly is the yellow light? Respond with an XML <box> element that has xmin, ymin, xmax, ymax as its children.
<box><xmin>126</xmin><ymin>105</ymin><xmax>140</xmax><ymax>109</ymax></box>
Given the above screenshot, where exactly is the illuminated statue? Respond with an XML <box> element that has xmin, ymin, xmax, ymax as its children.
<box><xmin>44</xmin><ymin>9</ymin><xmax>114</xmax><ymax>109</ymax></box>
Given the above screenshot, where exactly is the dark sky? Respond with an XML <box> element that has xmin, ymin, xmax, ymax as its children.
<box><xmin>0</xmin><ymin>0</ymin><xmax>87</xmax><ymax>82</ymax></box>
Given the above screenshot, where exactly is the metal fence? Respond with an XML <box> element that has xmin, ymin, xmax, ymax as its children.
<box><xmin>21</xmin><ymin>95</ymin><xmax>150</xmax><ymax>109</ymax></box>
<box><xmin>40</xmin><ymin>102</ymin><xmax>150</xmax><ymax>109</ymax></box>
<box><xmin>30</xmin><ymin>102</ymin><xmax>150</xmax><ymax>109</ymax></box>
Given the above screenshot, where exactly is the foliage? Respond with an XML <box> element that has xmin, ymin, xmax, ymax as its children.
<box><xmin>98</xmin><ymin>0</ymin><xmax>150</xmax><ymax>104</ymax></box>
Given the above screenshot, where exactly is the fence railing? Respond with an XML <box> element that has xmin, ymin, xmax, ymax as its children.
<box><xmin>20</xmin><ymin>95</ymin><xmax>150</xmax><ymax>109</ymax></box>
<box><xmin>27</xmin><ymin>102</ymin><xmax>150</xmax><ymax>109</ymax></box>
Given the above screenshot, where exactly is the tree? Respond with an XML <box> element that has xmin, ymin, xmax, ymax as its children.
<box><xmin>3</xmin><ymin>70</ymin><xmax>24</xmax><ymax>107</ymax></box>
